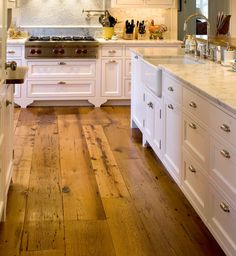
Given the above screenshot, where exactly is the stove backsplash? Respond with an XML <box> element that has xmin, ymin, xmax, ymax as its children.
<box><xmin>12</xmin><ymin>0</ymin><xmax>175</xmax><ymax>38</ymax></box>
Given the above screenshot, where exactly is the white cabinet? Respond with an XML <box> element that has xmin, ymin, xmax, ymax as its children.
<box><xmin>163</xmin><ymin>98</ymin><xmax>182</xmax><ymax>184</ymax></box>
<box><xmin>7</xmin><ymin>43</ymin><xmax>25</xmax><ymax>100</ymax></box>
<box><xmin>131</xmin><ymin>53</ymin><xmax>145</xmax><ymax>131</ymax></box>
<box><xmin>208</xmin><ymin>183</ymin><xmax>236</xmax><ymax>256</ymax></box>
<box><xmin>143</xmin><ymin>89</ymin><xmax>162</xmax><ymax>157</ymax></box>
<box><xmin>111</xmin><ymin>0</ymin><xmax>175</xmax><ymax>7</ymax></box>
<box><xmin>101</xmin><ymin>59</ymin><xmax>122</xmax><ymax>97</ymax></box>
<box><xmin>7</xmin><ymin>0</ymin><xmax>16</xmax><ymax>8</ymax></box>
<box><xmin>0</xmin><ymin>84</ymin><xmax>14</xmax><ymax>221</ymax></box>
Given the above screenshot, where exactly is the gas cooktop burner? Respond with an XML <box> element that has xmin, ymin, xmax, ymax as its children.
<box><xmin>25</xmin><ymin>35</ymin><xmax>99</xmax><ymax>59</ymax></box>
<box><xmin>28</xmin><ymin>36</ymin><xmax>96</xmax><ymax>42</ymax></box>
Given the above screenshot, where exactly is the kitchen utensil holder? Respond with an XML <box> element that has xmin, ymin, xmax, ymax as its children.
<box><xmin>123</xmin><ymin>33</ymin><xmax>133</xmax><ymax>40</ymax></box>
<box><xmin>102</xmin><ymin>27</ymin><xmax>114</xmax><ymax>40</ymax></box>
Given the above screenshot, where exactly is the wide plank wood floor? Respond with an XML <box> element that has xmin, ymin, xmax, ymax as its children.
<box><xmin>0</xmin><ymin>106</ymin><xmax>226</xmax><ymax>256</ymax></box>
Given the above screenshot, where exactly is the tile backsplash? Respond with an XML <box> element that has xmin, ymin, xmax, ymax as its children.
<box><xmin>13</xmin><ymin>0</ymin><xmax>176</xmax><ymax>38</ymax></box>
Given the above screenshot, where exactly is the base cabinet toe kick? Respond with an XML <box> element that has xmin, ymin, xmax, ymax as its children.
<box><xmin>131</xmin><ymin>52</ymin><xmax>236</xmax><ymax>256</ymax></box>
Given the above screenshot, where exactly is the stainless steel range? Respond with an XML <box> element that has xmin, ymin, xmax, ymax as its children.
<box><xmin>25</xmin><ymin>36</ymin><xmax>99</xmax><ymax>59</ymax></box>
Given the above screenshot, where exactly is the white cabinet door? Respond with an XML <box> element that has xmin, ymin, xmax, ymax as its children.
<box><xmin>111</xmin><ymin>0</ymin><xmax>144</xmax><ymax>7</ymax></box>
<box><xmin>144</xmin><ymin>89</ymin><xmax>162</xmax><ymax>156</ymax></box>
<box><xmin>163</xmin><ymin>98</ymin><xmax>182</xmax><ymax>184</ymax></box>
<box><xmin>131</xmin><ymin>54</ymin><xmax>144</xmax><ymax>131</ymax></box>
<box><xmin>145</xmin><ymin>0</ymin><xmax>173</xmax><ymax>5</ymax></box>
<box><xmin>101</xmin><ymin>59</ymin><xmax>122</xmax><ymax>97</ymax></box>
<box><xmin>4</xmin><ymin>84</ymin><xmax>14</xmax><ymax>193</ymax></box>
<box><xmin>0</xmin><ymin>0</ymin><xmax>7</xmax><ymax>84</ymax></box>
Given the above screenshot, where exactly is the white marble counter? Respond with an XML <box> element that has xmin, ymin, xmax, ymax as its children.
<box><xmin>96</xmin><ymin>38</ymin><xmax>182</xmax><ymax>45</ymax></box>
<box><xmin>7</xmin><ymin>38</ymin><xmax>27</xmax><ymax>45</ymax></box>
<box><xmin>132</xmin><ymin>47</ymin><xmax>236</xmax><ymax>116</ymax></box>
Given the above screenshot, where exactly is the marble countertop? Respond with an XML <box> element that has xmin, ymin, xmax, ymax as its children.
<box><xmin>7</xmin><ymin>38</ymin><xmax>27</xmax><ymax>44</ymax></box>
<box><xmin>7</xmin><ymin>38</ymin><xmax>182</xmax><ymax>45</ymax></box>
<box><xmin>5</xmin><ymin>67</ymin><xmax>28</xmax><ymax>84</ymax></box>
<box><xmin>96</xmin><ymin>38</ymin><xmax>182</xmax><ymax>45</ymax></box>
<box><xmin>132</xmin><ymin>47</ymin><xmax>236</xmax><ymax>116</ymax></box>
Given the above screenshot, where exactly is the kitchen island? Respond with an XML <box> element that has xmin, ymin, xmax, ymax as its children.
<box><xmin>130</xmin><ymin>47</ymin><xmax>236</xmax><ymax>256</ymax></box>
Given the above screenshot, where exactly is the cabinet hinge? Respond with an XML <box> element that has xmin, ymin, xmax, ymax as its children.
<box><xmin>143</xmin><ymin>93</ymin><xmax>145</xmax><ymax>102</ymax></box>
<box><xmin>143</xmin><ymin>119</ymin><xmax>145</xmax><ymax>128</ymax></box>
<box><xmin>160</xmin><ymin>109</ymin><xmax>162</xmax><ymax>119</ymax></box>
<box><xmin>159</xmin><ymin>140</ymin><xmax>162</xmax><ymax>150</ymax></box>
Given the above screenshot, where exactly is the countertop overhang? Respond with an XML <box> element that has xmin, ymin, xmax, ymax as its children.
<box><xmin>5</xmin><ymin>67</ymin><xmax>28</xmax><ymax>84</ymax></box>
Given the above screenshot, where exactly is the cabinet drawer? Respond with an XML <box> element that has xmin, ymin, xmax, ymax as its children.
<box><xmin>7</xmin><ymin>46</ymin><xmax>23</xmax><ymax>58</ymax></box>
<box><xmin>27</xmin><ymin>61</ymin><xmax>96</xmax><ymax>78</ymax></box>
<box><xmin>183</xmin><ymin>114</ymin><xmax>209</xmax><ymax>169</ymax></box>
<box><xmin>209</xmin><ymin>184</ymin><xmax>236</xmax><ymax>256</ymax></box>
<box><xmin>101</xmin><ymin>46</ymin><xmax>123</xmax><ymax>57</ymax></box>
<box><xmin>27</xmin><ymin>80</ymin><xmax>95</xmax><ymax>98</ymax></box>
<box><xmin>183</xmin><ymin>87</ymin><xmax>209</xmax><ymax>124</ymax></box>
<box><xmin>210</xmin><ymin>138</ymin><xmax>236</xmax><ymax>201</ymax></box>
<box><xmin>209</xmin><ymin>104</ymin><xmax>236</xmax><ymax>148</ymax></box>
<box><xmin>163</xmin><ymin>73</ymin><xmax>182</xmax><ymax>104</ymax></box>
<box><xmin>182</xmin><ymin>150</ymin><xmax>207</xmax><ymax>219</ymax></box>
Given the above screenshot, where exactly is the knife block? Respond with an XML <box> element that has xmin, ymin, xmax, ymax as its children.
<box><xmin>123</xmin><ymin>33</ymin><xmax>133</xmax><ymax>40</ymax></box>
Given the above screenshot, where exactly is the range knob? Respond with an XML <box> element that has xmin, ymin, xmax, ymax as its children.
<box><xmin>76</xmin><ymin>49</ymin><xmax>82</xmax><ymax>54</ymax></box>
<box><xmin>82</xmin><ymin>49</ymin><xmax>88</xmax><ymax>54</ymax></box>
<box><xmin>30</xmin><ymin>49</ymin><xmax>36</xmax><ymax>54</ymax></box>
<box><xmin>59</xmin><ymin>49</ymin><xmax>65</xmax><ymax>54</ymax></box>
<box><xmin>53</xmin><ymin>48</ymin><xmax>59</xmax><ymax>54</ymax></box>
<box><xmin>36</xmin><ymin>49</ymin><xmax>42</xmax><ymax>54</ymax></box>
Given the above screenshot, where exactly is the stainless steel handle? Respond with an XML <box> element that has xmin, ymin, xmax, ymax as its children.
<box><xmin>168</xmin><ymin>86</ymin><xmax>174</xmax><ymax>92</ymax></box>
<box><xmin>135</xmin><ymin>55</ymin><xmax>138</xmax><ymax>59</ymax></box>
<box><xmin>188</xmin><ymin>165</ymin><xmax>196</xmax><ymax>173</ymax></box>
<box><xmin>109</xmin><ymin>60</ymin><xmax>117</xmax><ymax>63</ymax></box>
<box><xmin>220</xmin><ymin>124</ymin><xmax>231</xmax><ymax>133</ymax></box>
<box><xmin>220</xmin><ymin>149</ymin><xmax>231</xmax><ymax>159</ymax></box>
<box><xmin>58</xmin><ymin>62</ymin><xmax>66</xmax><ymax>65</ymax></box>
<box><xmin>168</xmin><ymin>104</ymin><xmax>174</xmax><ymax>110</ymax></box>
<box><xmin>5</xmin><ymin>61</ymin><xmax>17</xmax><ymax>71</ymax></box>
<box><xmin>220</xmin><ymin>202</ymin><xmax>230</xmax><ymax>213</ymax></box>
<box><xmin>108</xmin><ymin>50</ymin><xmax>116</xmax><ymax>53</ymax></box>
<box><xmin>189</xmin><ymin>101</ymin><xmax>197</xmax><ymax>108</ymax></box>
<box><xmin>58</xmin><ymin>81</ymin><xmax>66</xmax><ymax>85</ymax></box>
<box><xmin>189</xmin><ymin>122</ymin><xmax>197</xmax><ymax>130</ymax></box>
<box><xmin>6</xmin><ymin>100</ymin><xmax>12</xmax><ymax>107</ymax></box>
<box><xmin>7</xmin><ymin>50</ymin><xmax>16</xmax><ymax>54</ymax></box>
<box><xmin>147</xmin><ymin>102</ymin><xmax>153</xmax><ymax>109</ymax></box>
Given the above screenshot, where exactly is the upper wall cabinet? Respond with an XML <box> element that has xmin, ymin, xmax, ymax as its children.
<box><xmin>111</xmin><ymin>0</ymin><xmax>176</xmax><ymax>8</ymax></box>
<box><xmin>7</xmin><ymin>0</ymin><xmax>16</xmax><ymax>8</ymax></box>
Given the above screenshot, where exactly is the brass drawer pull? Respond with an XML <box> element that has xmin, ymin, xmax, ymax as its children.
<box><xmin>188</xmin><ymin>165</ymin><xmax>196</xmax><ymax>173</ymax></box>
<box><xmin>58</xmin><ymin>62</ymin><xmax>66</xmax><ymax>65</ymax></box>
<box><xmin>108</xmin><ymin>60</ymin><xmax>117</xmax><ymax>63</ymax></box>
<box><xmin>168</xmin><ymin>104</ymin><xmax>174</xmax><ymax>110</ymax></box>
<box><xmin>168</xmin><ymin>86</ymin><xmax>174</xmax><ymax>92</ymax></box>
<box><xmin>220</xmin><ymin>149</ymin><xmax>231</xmax><ymax>159</ymax></box>
<box><xmin>220</xmin><ymin>202</ymin><xmax>230</xmax><ymax>213</ymax></box>
<box><xmin>58</xmin><ymin>81</ymin><xmax>66</xmax><ymax>85</ymax></box>
<box><xmin>189</xmin><ymin>101</ymin><xmax>197</xmax><ymax>108</ymax></box>
<box><xmin>108</xmin><ymin>50</ymin><xmax>116</xmax><ymax>53</ymax></box>
<box><xmin>189</xmin><ymin>122</ymin><xmax>197</xmax><ymax>130</ymax></box>
<box><xmin>7</xmin><ymin>50</ymin><xmax>16</xmax><ymax>54</ymax></box>
<box><xmin>147</xmin><ymin>102</ymin><xmax>153</xmax><ymax>109</ymax></box>
<box><xmin>220</xmin><ymin>124</ymin><xmax>231</xmax><ymax>133</ymax></box>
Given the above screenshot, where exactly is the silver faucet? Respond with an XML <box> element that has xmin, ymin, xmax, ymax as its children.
<box><xmin>183</xmin><ymin>12</ymin><xmax>211</xmax><ymax>57</ymax></box>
